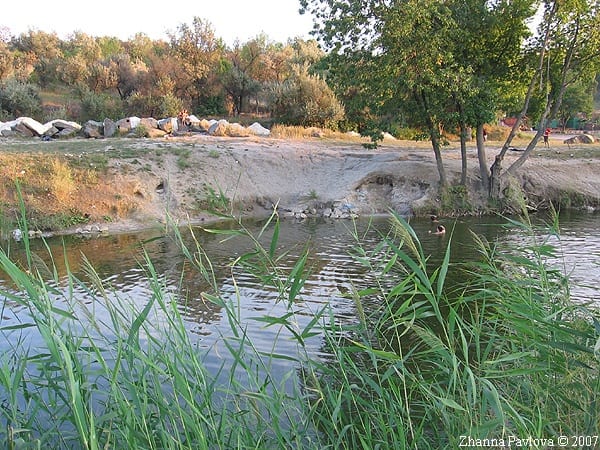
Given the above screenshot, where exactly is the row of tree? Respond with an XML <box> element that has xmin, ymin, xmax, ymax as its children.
<box><xmin>0</xmin><ymin>19</ymin><xmax>344</xmax><ymax>127</ymax></box>
<box><xmin>300</xmin><ymin>0</ymin><xmax>600</xmax><ymax>201</ymax></box>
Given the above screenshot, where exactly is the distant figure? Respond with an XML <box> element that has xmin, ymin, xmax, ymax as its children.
<box><xmin>543</xmin><ymin>128</ymin><xmax>551</xmax><ymax>148</ymax></box>
<box><xmin>429</xmin><ymin>225</ymin><xmax>446</xmax><ymax>235</ymax></box>
<box><xmin>177</xmin><ymin>109</ymin><xmax>191</xmax><ymax>131</ymax></box>
<box><xmin>483</xmin><ymin>129</ymin><xmax>488</xmax><ymax>142</ymax></box>
<box><xmin>430</xmin><ymin>214</ymin><xmax>439</xmax><ymax>223</ymax></box>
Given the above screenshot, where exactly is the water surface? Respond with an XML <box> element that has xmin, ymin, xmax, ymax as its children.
<box><xmin>1</xmin><ymin>211</ymin><xmax>598</xmax><ymax>371</ymax></box>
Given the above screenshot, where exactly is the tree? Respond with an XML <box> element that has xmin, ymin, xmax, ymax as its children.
<box><xmin>222</xmin><ymin>35</ymin><xmax>269</xmax><ymax>116</ymax></box>
<box><xmin>11</xmin><ymin>30</ymin><xmax>63</xmax><ymax>86</ymax></box>
<box><xmin>301</xmin><ymin>0</ymin><xmax>467</xmax><ymax>187</ymax></box>
<box><xmin>168</xmin><ymin>17</ymin><xmax>226</xmax><ymax>112</ymax></box>
<box><xmin>269</xmin><ymin>64</ymin><xmax>345</xmax><ymax>128</ymax></box>
<box><xmin>58</xmin><ymin>32</ymin><xmax>102</xmax><ymax>87</ymax></box>
<box><xmin>302</xmin><ymin>0</ymin><xmax>600</xmax><ymax>205</ymax></box>
<box><xmin>557</xmin><ymin>78</ymin><xmax>595</xmax><ymax>131</ymax></box>
<box><xmin>489</xmin><ymin>0</ymin><xmax>600</xmax><ymax>200</ymax></box>
<box><xmin>0</xmin><ymin>38</ymin><xmax>13</xmax><ymax>81</ymax></box>
<box><xmin>0</xmin><ymin>78</ymin><xmax>42</xmax><ymax>119</ymax></box>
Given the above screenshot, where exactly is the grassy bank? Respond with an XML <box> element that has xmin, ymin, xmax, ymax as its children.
<box><xmin>0</xmin><ymin>210</ymin><xmax>598</xmax><ymax>449</ymax></box>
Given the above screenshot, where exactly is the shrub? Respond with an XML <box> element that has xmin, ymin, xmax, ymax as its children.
<box><xmin>0</xmin><ymin>78</ymin><xmax>42</xmax><ymax>119</ymax></box>
<box><xmin>78</xmin><ymin>87</ymin><xmax>123</xmax><ymax>122</ymax></box>
<box><xmin>124</xmin><ymin>92</ymin><xmax>184</xmax><ymax>118</ymax></box>
<box><xmin>269</xmin><ymin>68</ymin><xmax>345</xmax><ymax>129</ymax></box>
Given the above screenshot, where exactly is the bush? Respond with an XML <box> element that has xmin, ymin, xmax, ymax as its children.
<box><xmin>270</xmin><ymin>68</ymin><xmax>345</xmax><ymax>129</ymax></box>
<box><xmin>0</xmin><ymin>78</ymin><xmax>42</xmax><ymax>119</ymax></box>
<box><xmin>78</xmin><ymin>87</ymin><xmax>123</xmax><ymax>122</ymax></box>
<box><xmin>124</xmin><ymin>92</ymin><xmax>184</xmax><ymax>118</ymax></box>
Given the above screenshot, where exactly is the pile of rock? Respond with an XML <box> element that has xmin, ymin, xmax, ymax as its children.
<box><xmin>0</xmin><ymin>116</ymin><xmax>271</xmax><ymax>139</ymax></box>
<box><xmin>284</xmin><ymin>202</ymin><xmax>360</xmax><ymax>220</ymax></box>
<box><xmin>0</xmin><ymin>117</ymin><xmax>81</xmax><ymax>138</ymax></box>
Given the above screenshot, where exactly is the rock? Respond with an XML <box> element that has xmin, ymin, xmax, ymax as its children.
<box><xmin>158</xmin><ymin>117</ymin><xmax>178</xmax><ymax>133</ymax></box>
<box><xmin>42</xmin><ymin>126</ymin><xmax>60</xmax><ymax>138</ymax></box>
<box><xmin>14</xmin><ymin>122</ymin><xmax>35</xmax><ymax>137</ymax></box>
<box><xmin>83</xmin><ymin>120</ymin><xmax>104</xmax><ymax>138</ymax></box>
<box><xmin>187</xmin><ymin>114</ymin><xmax>201</xmax><ymax>126</ymax></box>
<box><xmin>103</xmin><ymin>118</ymin><xmax>117</xmax><ymax>137</ymax></box>
<box><xmin>146</xmin><ymin>127</ymin><xmax>168</xmax><ymax>138</ymax></box>
<box><xmin>248</xmin><ymin>122</ymin><xmax>270</xmax><ymax>136</ymax></box>
<box><xmin>44</xmin><ymin>119</ymin><xmax>81</xmax><ymax>138</ymax></box>
<box><xmin>227</xmin><ymin>122</ymin><xmax>250</xmax><ymax>137</ymax></box>
<box><xmin>383</xmin><ymin>132</ymin><xmax>396</xmax><ymax>141</ymax></box>
<box><xmin>46</xmin><ymin>119</ymin><xmax>82</xmax><ymax>132</ymax></box>
<box><xmin>116</xmin><ymin>116</ymin><xmax>141</xmax><ymax>132</ymax></box>
<box><xmin>198</xmin><ymin>119</ymin><xmax>212</xmax><ymax>132</ymax></box>
<box><xmin>140</xmin><ymin>117</ymin><xmax>158</xmax><ymax>129</ymax></box>
<box><xmin>17</xmin><ymin>117</ymin><xmax>48</xmax><ymax>136</ymax></box>
<box><xmin>564</xmin><ymin>134</ymin><xmax>596</xmax><ymax>145</ymax></box>
<box><xmin>57</xmin><ymin>126</ymin><xmax>79</xmax><ymax>138</ymax></box>
<box><xmin>12</xmin><ymin>229</ymin><xmax>22</xmax><ymax>241</ymax></box>
<box><xmin>208</xmin><ymin>119</ymin><xmax>229</xmax><ymax>136</ymax></box>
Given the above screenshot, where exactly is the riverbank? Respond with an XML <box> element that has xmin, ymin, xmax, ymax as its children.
<box><xmin>1</xmin><ymin>133</ymin><xmax>599</xmax><ymax>237</ymax></box>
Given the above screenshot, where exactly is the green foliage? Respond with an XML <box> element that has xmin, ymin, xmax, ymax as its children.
<box><xmin>0</xmin><ymin>78</ymin><xmax>42</xmax><ymax>119</ymax></box>
<box><xmin>132</xmin><ymin>123</ymin><xmax>149</xmax><ymax>138</ymax></box>
<box><xmin>25</xmin><ymin>208</ymin><xmax>90</xmax><ymax>231</ymax></box>
<box><xmin>441</xmin><ymin>184</ymin><xmax>472</xmax><ymax>213</ymax></box>
<box><xmin>198</xmin><ymin>184</ymin><xmax>231</xmax><ymax>214</ymax></box>
<box><xmin>558</xmin><ymin>79</ymin><xmax>596</xmax><ymax>130</ymax></box>
<box><xmin>271</xmin><ymin>67</ymin><xmax>345</xmax><ymax>129</ymax></box>
<box><xmin>124</xmin><ymin>91</ymin><xmax>183</xmax><ymax>118</ymax></box>
<box><xmin>176</xmin><ymin>148</ymin><xmax>192</xmax><ymax>169</ymax></box>
<box><xmin>78</xmin><ymin>87</ymin><xmax>123</xmax><ymax>122</ymax></box>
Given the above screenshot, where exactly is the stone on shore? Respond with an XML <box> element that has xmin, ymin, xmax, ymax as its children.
<box><xmin>248</xmin><ymin>122</ymin><xmax>270</xmax><ymax>136</ymax></box>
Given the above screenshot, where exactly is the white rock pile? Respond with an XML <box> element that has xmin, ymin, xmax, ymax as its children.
<box><xmin>0</xmin><ymin>115</ymin><xmax>271</xmax><ymax>139</ymax></box>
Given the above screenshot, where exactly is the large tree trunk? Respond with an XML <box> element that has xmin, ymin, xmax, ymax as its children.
<box><xmin>420</xmin><ymin>90</ymin><xmax>447</xmax><ymax>188</ymax></box>
<box><xmin>475</xmin><ymin>124</ymin><xmax>490</xmax><ymax>193</ymax></box>
<box><xmin>457</xmin><ymin>103</ymin><xmax>468</xmax><ymax>185</ymax></box>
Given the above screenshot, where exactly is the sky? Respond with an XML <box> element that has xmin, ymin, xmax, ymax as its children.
<box><xmin>1</xmin><ymin>0</ymin><xmax>315</xmax><ymax>46</ymax></box>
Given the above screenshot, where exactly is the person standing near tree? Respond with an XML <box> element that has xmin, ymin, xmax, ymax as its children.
<box><xmin>543</xmin><ymin>127</ymin><xmax>551</xmax><ymax>148</ymax></box>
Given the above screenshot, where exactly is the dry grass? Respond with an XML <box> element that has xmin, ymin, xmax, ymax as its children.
<box><xmin>51</xmin><ymin>159</ymin><xmax>75</xmax><ymax>205</ymax></box>
<box><xmin>270</xmin><ymin>124</ymin><xmax>367</xmax><ymax>142</ymax></box>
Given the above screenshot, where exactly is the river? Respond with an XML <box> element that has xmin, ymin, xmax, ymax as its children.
<box><xmin>0</xmin><ymin>211</ymin><xmax>598</xmax><ymax>377</ymax></box>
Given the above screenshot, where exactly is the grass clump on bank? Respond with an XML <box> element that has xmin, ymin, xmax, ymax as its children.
<box><xmin>0</xmin><ymin>209</ymin><xmax>598</xmax><ymax>448</ymax></box>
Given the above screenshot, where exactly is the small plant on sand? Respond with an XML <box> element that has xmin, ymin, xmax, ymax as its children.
<box><xmin>132</xmin><ymin>124</ymin><xmax>150</xmax><ymax>138</ymax></box>
<box><xmin>302</xmin><ymin>189</ymin><xmax>319</xmax><ymax>202</ymax></box>
<box><xmin>176</xmin><ymin>148</ymin><xmax>192</xmax><ymax>170</ymax></box>
<box><xmin>198</xmin><ymin>184</ymin><xmax>231</xmax><ymax>214</ymax></box>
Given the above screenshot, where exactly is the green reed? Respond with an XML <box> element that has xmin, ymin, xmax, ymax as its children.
<box><xmin>0</xmin><ymin>205</ymin><xmax>597</xmax><ymax>449</ymax></box>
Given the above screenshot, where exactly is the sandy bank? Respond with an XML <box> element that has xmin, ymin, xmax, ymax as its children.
<box><xmin>1</xmin><ymin>134</ymin><xmax>598</xmax><ymax>237</ymax></box>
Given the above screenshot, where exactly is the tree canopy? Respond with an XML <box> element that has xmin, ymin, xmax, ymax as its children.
<box><xmin>300</xmin><ymin>0</ymin><xmax>600</xmax><ymax>200</ymax></box>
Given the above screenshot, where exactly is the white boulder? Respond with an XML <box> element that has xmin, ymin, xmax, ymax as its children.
<box><xmin>248</xmin><ymin>122</ymin><xmax>270</xmax><ymax>136</ymax></box>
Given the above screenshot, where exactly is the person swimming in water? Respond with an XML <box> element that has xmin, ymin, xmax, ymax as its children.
<box><xmin>429</xmin><ymin>225</ymin><xmax>446</xmax><ymax>235</ymax></box>
<box><xmin>430</xmin><ymin>214</ymin><xmax>439</xmax><ymax>223</ymax></box>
